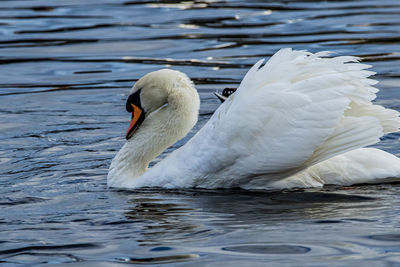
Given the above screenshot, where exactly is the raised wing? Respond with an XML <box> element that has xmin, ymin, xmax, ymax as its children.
<box><xmin>143</xmin><ymin>48</ymin><xmax>400</xmax><ymax>189</ymax></box>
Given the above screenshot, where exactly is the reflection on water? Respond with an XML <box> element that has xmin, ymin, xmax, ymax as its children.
<box><xmin>1</xmin><ymin>0</ymin><xmax>400</xmax><ymax>265</ymax></box>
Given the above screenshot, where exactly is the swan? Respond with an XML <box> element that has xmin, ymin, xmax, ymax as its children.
<box><xmin>108</xmin><ymin>48</ymin><xmax>400</xmax><ymax>190</ymax></box>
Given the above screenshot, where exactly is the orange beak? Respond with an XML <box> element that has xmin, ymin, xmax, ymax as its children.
<box><xmin>126</xmin><ymin>103</ymin><xmax>145</xmax><ymax>140</ymax></box>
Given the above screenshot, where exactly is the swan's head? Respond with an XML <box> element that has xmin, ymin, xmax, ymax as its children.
<box><xmin>125</xmin><ymin>69</ymin><xmax>199</xmax><ymax>140</ymax></box>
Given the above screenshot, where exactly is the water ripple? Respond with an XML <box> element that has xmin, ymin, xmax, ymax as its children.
<box><xmin>1</xmin><ymin>0</ymin><xmax>400</xmax><ymax>266</ymax></box>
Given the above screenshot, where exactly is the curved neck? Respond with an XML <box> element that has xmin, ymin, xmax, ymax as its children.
<box><xmin>107</xmin><ymin>87</ymin><xmax>199</xmax><ymax>188</ymax></box>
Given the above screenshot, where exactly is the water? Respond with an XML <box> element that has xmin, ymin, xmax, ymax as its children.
<box><xmin>1</xmin><ymin>0</ymin><xmax>400</xmax><ymax>265</ymax></box>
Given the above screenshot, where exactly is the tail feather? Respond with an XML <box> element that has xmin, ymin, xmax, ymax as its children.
<box><xmin>345</xmin><ymin>102</ymin><xmax>400</xmax><ymax>134</ymax></box>
<box><xmin>308</xmin><ymin>116</ymin><xmax>383</xmax><ymax>165</ymax></box>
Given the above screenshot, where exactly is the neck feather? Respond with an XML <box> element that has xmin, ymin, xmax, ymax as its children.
<box><xmin>107</xmin><ymin>86</ymin><xmax>199</xmax><ymax>188</ymax></box>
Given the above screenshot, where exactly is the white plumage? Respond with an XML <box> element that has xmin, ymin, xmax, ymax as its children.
<box><xmin>107</xmin><ymin>48</ymin><xmax>400</xmax><ymax>190</ymax></box>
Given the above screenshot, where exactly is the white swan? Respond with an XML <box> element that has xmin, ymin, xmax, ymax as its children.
<box><xmin>108</xmin><ymin>48</ymin><xmax>400</xmax><ymax>190</ymax></box>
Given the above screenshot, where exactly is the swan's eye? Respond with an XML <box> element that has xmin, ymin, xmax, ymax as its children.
<box><xmin>126</xmin><ymin>89</ymin><xmax>142</xmax><ymax>113</ymax></box>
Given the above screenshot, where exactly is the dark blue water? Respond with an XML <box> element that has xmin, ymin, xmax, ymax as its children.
<box><xmin>1</xmin><ymin>0</ymin><xmax>400</xmax><ymax>265</ymax></box>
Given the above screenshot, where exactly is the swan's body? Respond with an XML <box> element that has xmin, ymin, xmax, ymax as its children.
<box><xmin>108</xmin><ymin>49</ymin><xmax>400</xmax><ymax>190</ymax></box>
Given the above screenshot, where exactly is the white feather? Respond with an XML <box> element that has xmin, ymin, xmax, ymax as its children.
<box><xmin>109</xmin><ymin>48</ymin><xmax>400</xmax><ymax>190</ymax></box>
<box><xmin>271</xmin><ymin>148</ymin><xmax>400</xmax><ymax>189</ymax></box>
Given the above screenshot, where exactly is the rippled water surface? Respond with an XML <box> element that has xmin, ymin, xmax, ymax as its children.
<box><xmin>1</xmin><ymin>0</ymin><xmax>400</xmax><ymax>266</ymax></box>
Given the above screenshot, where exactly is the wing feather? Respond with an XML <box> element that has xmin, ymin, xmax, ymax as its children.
<box><xmin>143</xmin><ymin>48</ymin><xmax>400</xmax><ymax>189</ymax></box>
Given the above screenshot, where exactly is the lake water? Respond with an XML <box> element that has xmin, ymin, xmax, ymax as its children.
<box><xmin>1</xmin><ymin>0</ymin><xmax>400</xmax><ymax>266</ymax></box>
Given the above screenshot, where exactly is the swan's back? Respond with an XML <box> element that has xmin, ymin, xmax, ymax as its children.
<box><xmin>134</xmin><ymin>48</ymin><xmax>400</xmax><ymax>189</ymax></box>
